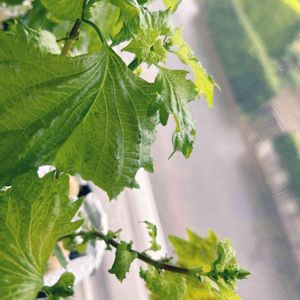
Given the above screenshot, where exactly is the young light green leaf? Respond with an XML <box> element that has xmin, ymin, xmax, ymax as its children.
<box><xmin>182</xmin><ymin>275</ymin><xmax>221</xmax><ymax>300</ymax></box>
<box><xmin>41</xmin><ymin>0</ymin><xmax>84</xmax><ymax>20</ymax></box>
<box><xmin>42</xmin><ymin>272</ymin><xmax>75</xmax><ymax>300</ymax></box>
<box><xmin>109</xmin><ymin>241</ymin><xmax>138</xmax><ymax>281</ymax></box>
<box><xmin>169</xmin><ymin>229</ymin><xmax>219</xmax><ymax>272</ymax></box>
<box><xmin>211</xmin><ymin>240</ymin><xmax>237</xmax><ymax>273</ymax></box>
<box><xmin>124</xmin><ymin>29</ymin><xmax>167</xmax><ymax>66</ymax></box>
<box><xmin>0</xmin><ymin>171</ymin><xmax>82</xmax><ymax>300</ymax></box>
<box><xmin>0</xmin><ymin>26</ymin><xmax>158</xmax><ymax>199</ymax></box>
<box><xmin>112</xmin><ymin>6</ymin><xmax>172</xmax><ymax>50</ymax></box>
<box><xmin>123</xmin><ymin>10</ymin><xmax>173</xmax><ymax>65</ymax></box>
<box><xmin>109</xmin><ymin>0</ymin><xmax>140</xmax><ymax>21</ymax></box>
<box><xmin>140</xmin><ymin>267</ymin><xmax>186</xmax><ymax>300</ymax></box>
<box><xmin>153</xmin><ymin>68</ymin><xmax>197</xmax><ymax>158</ymax></box>
<box><xmin>210</xmin><ymin>241</ymin><xmax>250</xmax><ymax>289</ymax></box>
<box><xmin>169</xmin><ymin>230</ymin><xmax>246</xmax><ymax>299</ymax></box>
<box><xmin>216</xmin><ymin>284</ymin><xmax>241</xmax><ymax>300</ymax></box>
<box><xmin>143</xmin><ymin>221</ymin><xmax>161</xmax><ymax>252</ymax></box>
<box><xmin>171</xmin><ymin>28</ymin><xmax>216</xmax><ymax>108</ymax></box>
<box><xmin>163</xmin><ymin>0</ymin><xmax>182</xmax><ymax>12</ymax></box>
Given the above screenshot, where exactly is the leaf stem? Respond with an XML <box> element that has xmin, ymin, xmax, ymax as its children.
<box><xmin>63</xmin><ymin>231</ymin><xmax>198</xmax><ymax>275</ymax></box>
<box><xmin>128</xmin><ymin>58</ymin><xmax>141</xmax><ymax>71</ymax></box>
<box><xmin>61</xmin><ymin>18</ymin><xmax>82</xmax><ymax>56</ymax></box>
<box><xmin>82</xmin><ymin>18</ymin><xmax>105</xmax><ymax>44</ymax></box>
<box><xmin>61</xmin><ymin>0</ymin><xmax>88</xmax><ymax>56</ymax></box>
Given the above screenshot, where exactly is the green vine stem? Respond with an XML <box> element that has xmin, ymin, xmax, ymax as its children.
<box><xmin>63</xmin><ymin>231</ymin><xmax>205</xmax><ymax>276</ymax></box>
<box><xmin>82</xmin><ymin>18</ymin><xmax>105</xmax><ymax>44</ymax></box>
<box><xmin>128</xmin><ymin>58</ymin><xmax>141</xmax><ymax>71</ymax></box>
<box><xmin>61</xmin><ymin>18</ymin><xmax>82</xmax><ymax>56</ymax></box>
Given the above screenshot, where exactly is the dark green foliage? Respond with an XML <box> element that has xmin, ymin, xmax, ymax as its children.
<box><xmin>240</xmin><ymin>0</ymin><xmax>300</xmax><ymax>58</ymax></box>
<box><xmin>1</xmin><ymin>0</ymin><xmax>24</xmax><ymax>4</ymax></box>
<box><xmin>203</xmin><ymin>0</ymin><xmax>279</xmax><ymax>114</ymax></box>
<box><xmin>42</xmin><ymin>272</ymin><xmax>75</xmax><ymax>299</ymax></box>
<box><xmin>274</xmin><ymin>134</ymin><xmax>300</xmax><ymax>201</ymax></box>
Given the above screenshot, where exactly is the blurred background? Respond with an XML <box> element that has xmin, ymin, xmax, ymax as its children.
<box><xmin>149</xmin><ymin>1</ymin><xmax>300</xmax><ymax>299</ymax></box>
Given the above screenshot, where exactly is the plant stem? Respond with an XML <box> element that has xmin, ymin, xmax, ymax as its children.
<box><xmin>64</xmin><ymin>231</ymin><xmax>199</xmax><ymax>275</ymax></box>
<box><xmin>61</xmin><ymin>18</ymin><xmax>82</xmax><ymax>56</ymax></box>
<box><xmin>128</xmin><ymin>58</ymin><xmax>141</xmax><ymax>71</ymax></box>
<box><xmin>82</xmin><ymin>18</ymin><xmax>105</xmax><ymax>44</ymax></box>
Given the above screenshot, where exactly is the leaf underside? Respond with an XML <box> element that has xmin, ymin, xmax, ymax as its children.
<box><xmin>0</xmin><ymin>27</ymin><xmax>157</xmax><ymax>199</ymax></box>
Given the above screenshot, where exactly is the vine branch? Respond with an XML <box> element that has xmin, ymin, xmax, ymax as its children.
<box><xmin>61</xmin><ymin>18</ymin><xmax>82</xmax><ymax>56</ymax></box>
<box><xmin>82</xmin><ymin>19</ymin><xmax>105</xmax><ymax>44</ymax></box>
<box><xmin>63</xmin><ymin>231</ymin><xmax>203</xmax><ymax>276</ymax></box>
<box><xmin>128</xmin><ymin>58</ymin><xmax>141</xmax><ymax>71</ymax></box>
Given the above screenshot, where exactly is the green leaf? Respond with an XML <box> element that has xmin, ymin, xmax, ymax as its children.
<box><xmin>109</xmin><ymin>241</ymin><xmax>138</xmax><ymax>281</ymax></box>
<box><xmin>110</xmin><ymin>0</ymin><xmax>140</xmax><ymax>19</ymax></box>
<box><xmin>211</xmin><ymin>241</ymin><xmax>237</xmax><ymax>274</ymax></box>
<box><xmin>182</xmin><ymin>275</ymin><xmax>221</xmax><ymax>300</ymax></box>
<box><xmin>0</xmin><ymin>26</ymin><xmax>158</xmax><ymax>199</ymax></box>
<box><xmin>123</xmin><ymin>10</ymin><xmax>173</xmax><ymax>65</ymax></box>
<box><xmin>216</xmin><ymin>284</ymin><xmax>240</xmax><ymax>300</ymax></box>
<box><xmin>112</xmin><ymin>6</ymin><xmax>172</xmax><ymax>48</ymax></box>
<box><xmin>137</xmin><ymin>0</ymin><xmax>148</xmax><ymax>4</ymax></box>
<box><xmin>169</xmin><ymin>229</ymin><xmax>218</xmax><ymax>271</ymax></box>
<box><xmin>143</xmin><ymin>221</ymin><xmax>161</xmax><ymax>252</ymax></box>
<box><xmin>0</xmin><ymin>171</ymin><xmax>83</xmax><ymax>300</ymax></box>
<box><xmin>140</xmin><ymin>267</ymin><xmax>186</xmax><ymax>300</ymax></box>
<box><xmin>163</xmin><ymin>0</ymin><xmax>182</xmax><ymax>12</ymax></box>
<box><xmin>42</xmin><ymin>272</ymin><xmax>75</xmax><ymax>300</ymax></box>
<box><xmin>40</xmin><ymin>0</ymin><xmax>84</xmax><ymax>20</ymax></box>
<box><xmin>210</xmin><ymin>241</ymin><xmax>250</xmax><ymax>290</ymax></box>
<box><xmin>169</xmin><ymin>230</ymin><xmax>245</xmax><ymax>299</ymax></box>
<box><xmin>1</xmin><ymin>0</ymin><xmax>24</xmax><ymax>5</ymax></box>
<box><xmin>140</xmin><ymin>266</ymin><xmax>222</xmax><ymax>300</ymax></box>
<box><xmin>153</xmin><ymin>68</ymin><xmax>197</xmax><ymax>158</ymax></box>
<box><xmin>171</xmin><ymin>28</ymin><xmax>215</xmax><ymax>108</ymax></box>
<box><xmin>90</xmin><ymin>0</ymin><xmax>122</xmax><ymax>40</ymax></box>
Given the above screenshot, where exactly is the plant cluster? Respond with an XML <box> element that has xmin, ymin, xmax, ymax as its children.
<box><xmin>0</xmin><ymin>0</ymin><xmax>249</xmax><ymax>299</ymax></box>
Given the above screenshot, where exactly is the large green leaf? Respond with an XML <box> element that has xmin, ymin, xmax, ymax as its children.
<box><xmin>0</xmin><ymin>171</ymin><xmax>82</xmax><ymax>300</ymax></box>
<box><xmin>0</xmin><ymin>26</ymin><xmax>157</xmax><ymax>199</ymax></box>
